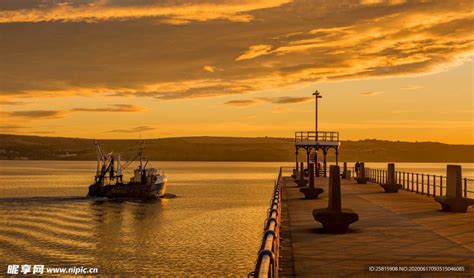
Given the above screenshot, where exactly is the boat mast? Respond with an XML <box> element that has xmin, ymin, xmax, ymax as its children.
<box><xmin>95</xmin><ymin>140</ymin><xmax>101</xmax><ymax>177</ymax></box>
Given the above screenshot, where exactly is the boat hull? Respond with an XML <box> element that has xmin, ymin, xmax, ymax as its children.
<box><xmin>88</xmin><ymin>177</ymin><xmax>167</xmax><ymax>199</ymax></box>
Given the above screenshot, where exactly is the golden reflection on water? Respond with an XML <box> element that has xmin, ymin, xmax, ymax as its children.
<box><xmin>0</xmin><ymin>161</ymin><xmax>284</xmax><ymax>276</ymax></box>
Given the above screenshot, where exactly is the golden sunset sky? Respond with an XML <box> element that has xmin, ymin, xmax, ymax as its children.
<box><xmin>0</xmin><ymin>0</ymin><xmax>472</xmax><ymax>143</ymax></box>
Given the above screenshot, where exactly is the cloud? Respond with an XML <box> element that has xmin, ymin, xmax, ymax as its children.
<box><xmin>203</xmin><ymin>66</ymin><xmax>216</xmax><ymax>73</ymax></box>
<box><xmin>0</xmin><ymin>100</ymin><xmax>31</xmax><ymax>105</ymax></box>
<box><xmin>400</xmin><ymin>85</ymin><xmax>423</xmax><ymax>90</ymax></box>
<box><xmin>224</xmin><ymin>95</ymin><xmax>312</xmax><ymax>106</ymax></box>
<box><xmin>7</xmin><ymin>110</ymin><xmax>69</xmax><ymax>119</ymax></box>
<box><xmin>0</xmin><ymin>0</ymin><xmax>472</xmax><ymax>103</ymax></box>
<box><xmin>271</xmin><ymin>96</ymin><xmax>312</xmax><ymax>104</ymax></box>
<box><xmin>0</xmin><ymin>0</ymin><xmax>292</xmax><ymax>24</ymax></box>
<box><xmin>361</xmin><ymin>91</ymin><xmax>383</xmax><ymax>96</ymax></box>
<box><xmin>361</xmin><ymin>0</ymin><xmax>406</xmax><ymax>5</ymax></box>
<box><xmin>2</xmin><ymin>104</ymin><xmax>143</xmax><ymax>122</ymax></box>
<box><xmin>236</xmin><ymin>45</ymin><xmax>273</xmax><ymax>61</ymax></box>
<box><xmin>72</xmin><ymin>104</ymin><xmax>144</xmax><ymax>112</ymax></box>
<box><xmin>107</xmin><ymin>126</ymin><xmax>156</xmax><ymax>133</ymax></box>
<box><xmin>224</xmin><ymin>99</ymin><xmax>259</xmax><ymax>106</ymax></box>
<box><xmin>0</xmin><ymin>124</ymin><xmax>25</xmax><ymax>130</ymax></box>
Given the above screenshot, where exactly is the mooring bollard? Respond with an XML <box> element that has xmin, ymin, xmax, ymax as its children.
<box><xmin>341</xmin><ymin>162</ymin><xmax>347</xmax><ymax>179</ymax></box>
<box><xmin>291</xmin><ymin>168</ymin><xmax>297</xmax><ymax>179</ymax></box>
<box><xmin>345</xmin><ymin>170</ymin><xmax>351</xmax><ymax>180</ymax></box>
<box><xmin>380</xmin><ymin>163</ymin><xmax>402</xmax><ymax>193</ymax></box>
<box><xmin>296</xmin><ymin>162</ymin><xmax>308</xmax><ymax>187</ymax></box>
<box><xmin>312</xmin><ymin>166</ymin><xmax>359</xmax><ymax>233</ymax></box>
<box><xmin>434</xmin><ymin>165</ymin><xmax>474</xmax><ymax>212</ymax></box>
<box><xmin>300</xmin><ymin>163</ymin><xmax>324</xmax><ymax>199</ymax></box>
<box><xmin>355</xmin><ymin>162</ymin><xmax>368</xmax><ymax>184</ymax></box>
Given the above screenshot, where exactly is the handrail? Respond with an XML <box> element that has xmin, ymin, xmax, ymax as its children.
<box><xmin>295</xmin><ymin>131</ymin><xmax>340</xmax><ymax>142</ymax></box>
<box><xmin>351</xmin><ymin>167</ymin><xmax>474</xmax><ymax>198</ymax></box>
<box><xmin>249</xmin><ymin>167</ymin><xmax>284</xmax><ymax>278</ymax></box>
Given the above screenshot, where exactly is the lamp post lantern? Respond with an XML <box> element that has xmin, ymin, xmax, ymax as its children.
<box><xmin>313</xmin><ymin>90</ymin><xmax>322</xmax><ymax>141</ymax></box>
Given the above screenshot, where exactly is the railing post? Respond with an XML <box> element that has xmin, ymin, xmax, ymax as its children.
<box><xmin>402</xmin><ymin>172</ymin><xmax>405</xmax><ymax>189</ymax></box>
<box><xmin>416</xmin><ymin>173</ymin><xmax>419</xmax><ymax>193</ymax></box>
<box><xmin>406</xmin><ymin>172</ymin><xmax>409</xmax><ymax>191</ymax></box>
<box><xmin>440</xmin><ymin>176</ymin><xmax>443</xmax><ymax>196</ymax></box>
<box><xmin>464</xmin><ymin>178</ymin><xmax>467</xmax><ymax>198</ymax></box>
<box><xmin>421</xmin><ymin>174</ymin><xmax>424</xmax><ymax>195</ymax></box>
<box><xmin>411</xmin><ymin>173</ymin><xmax>414</xmax><ymax>192</ymax></box>
<box><xmin>427</xmin><ymin>174</ymin><xmax>430</xmax><ymax>196</ymax></box>
<box><xmin>433</xmin><ymin>175</ymin><xmax>436</xmax><ymax>197</ymax></box>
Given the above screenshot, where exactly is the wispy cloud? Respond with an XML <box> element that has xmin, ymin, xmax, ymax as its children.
<box><xmin>236</xmin><ymin>45</ymin><xmax>273</xmax><ymax>61</ymax></box>
<box><xmin>361</xmin><ymin>91</ymin><xmax>383</xmax><ymax>96</ymax></box>
<box><xmin>2</xmin><ymin>104</ymin><xmax>144</xmax><ymax>121</ymax></box>
<box><xmin>224</xmin><ymin>99</ymin><xmax>259</xmax><ymax>106</ymax></box>
<box><xmin>107</xmin><ymin>126</ymin><xmax>155</xmax><ymax>133</ymax></box>
<box><xmin>271</xmin><ymin>96</ymin><xmax>312</xmax><ymax>104</ymax></box>
<box><xmin>400</xmin><ymin>85</ymin><xmax>423</xmax><ymax>90</ymax></box>
<box><xmin>224</xmin><ymin>95</ymin><xmax>312</xmax><ymax>106</ymax></box>
<box><xmin>8</xmin><ymin>110</ymin><xmax>69</xmax><ymax>119</ymax></box>
<box><xmin>72</xmin><ymin>104</ymin><xmax>144</xmax><ymax>112</ymax></box>
<box><xmin>203</xmin><ymin>66</ymin><xmax>217</xmax><ymax>73</ymax></box>
<box><xmin>0</xmin><ymin>124</ymin><xmax>25</xmax><ymax>130</ymax></box>
<box><xmin>0</xmin><ymin>100</ymin><xmax>31</xmax><ymax>105</ymax></box>
<box><xmin>0</xmin><ymin>0</ymin><xmax>292</xmax><ymax>24</ymax></box>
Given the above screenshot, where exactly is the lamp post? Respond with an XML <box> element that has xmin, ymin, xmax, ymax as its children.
<box><xmin>313</xmin><ymin>90</ymin><xmax>322</xmax><ymax>141</ymax></box>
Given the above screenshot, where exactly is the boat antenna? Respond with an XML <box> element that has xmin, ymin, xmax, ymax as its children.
<box><xmin>139</xmin><ymin>139</ymin><xmax>144</xmax><ymax>169</ymax></box>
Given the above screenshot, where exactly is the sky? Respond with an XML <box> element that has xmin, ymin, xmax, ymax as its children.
<box><xmin>0</xmin><ymin>0</ymin><xmax>473</xmax><ymax>144</ymax></box>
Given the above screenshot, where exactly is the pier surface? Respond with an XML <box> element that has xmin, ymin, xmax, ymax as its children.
<box><xmin>281</xmin><ymin>176</ymin><xmax>474</xmax><ymax>277</ymax></box>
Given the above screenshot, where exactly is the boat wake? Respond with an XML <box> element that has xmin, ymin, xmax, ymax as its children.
<box><xmin>0</xmin><ymin>193</ymin><xmax>177</xmax><ymax>203</ymax></box>
<box><xmin>0</xmin><ymin>196</ymin><xmax>88</xmax><ymax>204</ymax></box>
<box><xmin>161</xmin><ymin>193</ymin><xmax>177</xmax><ymax>199</ymax></box>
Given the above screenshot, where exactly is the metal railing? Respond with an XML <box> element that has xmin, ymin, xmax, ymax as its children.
<box><xmin>295</xmin><ymin>131</ymin><xmax>339</xmax><ymax>143</ymax></box>
<box><xmin>351</xmin><ymin>167</ymin><xmax>474</xmax><ymax>198</ymax></box>
<box><xmin>249</xmin><ymin>167</ymin><xmax>284</xmax><ymax>278</ymax></box>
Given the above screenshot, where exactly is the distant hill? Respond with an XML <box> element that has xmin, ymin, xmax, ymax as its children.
<box><xmin>0</xmin><ymin>134</ymin><xmax>473</xmax><ymax>162</ymax></box>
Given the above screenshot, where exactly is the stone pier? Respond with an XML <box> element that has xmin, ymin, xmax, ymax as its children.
<box><xmin>280</xmin><ymin>169</ymin><xmax>474</xmax><ymax>276</ymax></box>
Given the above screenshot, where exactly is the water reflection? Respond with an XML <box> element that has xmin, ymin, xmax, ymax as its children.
<box><xmin>0</xmin><ymin>162</ymin><xmax>279</xmax><ymax>275</ymax></box>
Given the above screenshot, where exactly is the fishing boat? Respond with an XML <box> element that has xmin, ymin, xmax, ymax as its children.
<box><xmin>87</xmin><ymin>141</ymin><xmax>167</xmax><ymax>199</ymax></box>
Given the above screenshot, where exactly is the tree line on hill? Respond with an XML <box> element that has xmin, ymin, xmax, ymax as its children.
<box><xmin>0</xmin><ymin>134</ymin><xmax>473</xmax><ymax>162</ymax></box>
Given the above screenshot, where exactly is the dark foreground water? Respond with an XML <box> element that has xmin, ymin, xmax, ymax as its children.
<box><xmin>0</xmin><ymin>161</ymin><xmax>472</xmax><ymax>276</ymax></box>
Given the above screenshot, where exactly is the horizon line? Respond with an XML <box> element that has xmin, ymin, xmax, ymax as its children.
<box><xmin>1</xmin><ymin>133</ymin><xmax>473</xmax><ymax>146</ymax></box>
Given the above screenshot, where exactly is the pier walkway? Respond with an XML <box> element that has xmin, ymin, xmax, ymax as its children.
<box><xmin>281</xmin><ymin>176</ymin><xmax>474</xmax><ymax>277</ymax></box>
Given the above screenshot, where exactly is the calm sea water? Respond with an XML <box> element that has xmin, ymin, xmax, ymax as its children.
<box><xmin>0</xmin><ymin>161</ymin><xmax>472</xmax><ymax>276</ymax></box>
<box><xmin>0</xmin><ymin>161</ymin><xmax>285</xmax><ymax>276</ymax></box>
